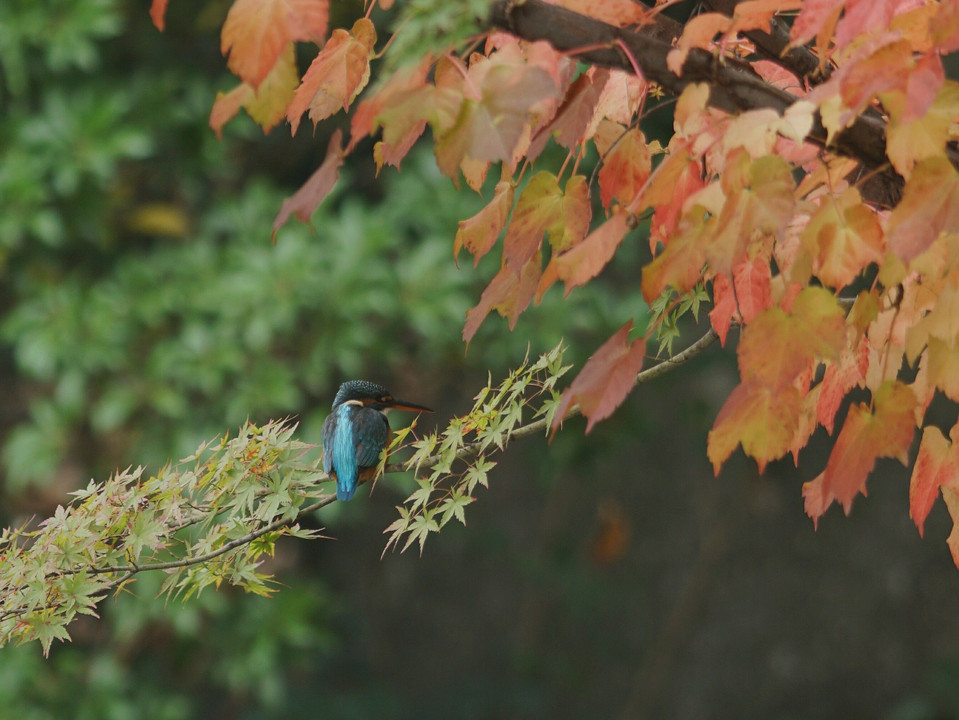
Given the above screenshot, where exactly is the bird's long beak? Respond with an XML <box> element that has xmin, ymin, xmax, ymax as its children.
<box><xmin>387</xmin><ymin>399</ymin><xmax>434</xmax><ymax>413</ymax></box>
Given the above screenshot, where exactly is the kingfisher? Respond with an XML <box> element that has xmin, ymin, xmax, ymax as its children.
<box><xmin>321</xmin><ymin>380</ymin><xmax>433</xmax><ymax>501</ymax></box>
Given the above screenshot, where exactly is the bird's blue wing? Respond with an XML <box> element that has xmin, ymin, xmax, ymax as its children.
<box><xmin>353</xmin><ymin>407</ymin><xmax>390</xmax><ymax>468</ymax></box>
<box><xmin>321</xmin><ymin>411</ymin><xmax>336</xmax><ymax>475</ymax></box>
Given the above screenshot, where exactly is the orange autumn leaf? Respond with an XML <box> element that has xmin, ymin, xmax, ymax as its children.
<box><xmin>705</xmin><ymin>152</ymin><xmax>795</xmax><ymax>277</ymax></box>
<box><xmin>222</xmin><ymin>0</ymin><xmax>329</xmax><ymax>90</ymax></box>
<box><xmin>287</xmin><ymin>18</ymin><xmax>376</xmax><ymax>136</ymax></box>
<box><xmin>454</xmin><ymin>181</ymin><xmax>515</xmax><ymax>267</ymax></box>
<box><xmin>737</xmin><ymin>286</ymin><xmax>846</xmax><ymax>390</ymax></box>
<box><xmin>641</xmin><ymin>206</ymin><xmax>712</xmax><ymax>302</ymax></box>
<box><xmin>594</xmin><ymin>121</ymin><xmax>651</xmax><ymax>210</ymax></box>
<box><xmin>529</xmin><ymin>68</ymin><xmax>610</xmax><ymax>162</ymax></box>
<box><xmin>150</xmin><ymin>0</ymin><xmax>169</xmax><ymax>30</ymax></box>
<box><xmin>886</xmin><ymin>81</ymin><xmax>959</xmax><ymax>178</ymax></box>
<box><xmin>814</xmin><ymin>380</ymin><xmax>918</xmax><ymax>517</ymax></box>
<box><xmin>708</xmin><ymin>253</ymin><xmax>773</xmax><ymax>346</ymax></box>
<box><xmin>909</xmin><ymin>424</ymin><xmax>959</xmax><ymax>537</ymax></box>
<box><xmin>502</xmin><ymin>173</ymin><xmax>590</xmax><ymax>272</ymax></box>
<box><xmin>463</xmin><ymin>254</ymin><xmax>542</xmax><ymax>344</ymax></box>
<box><xmin>272</xmin><ymin>129</ymin><xmax>343</xmax><ymax>239</ymax></box>
<box><xmin>552</xmin><ymin>321</ymin><xmax>647</xmax><ymax>434</ymax></box>
<box><xmin>435</xmin><ymin>58</ymin><xmax>559</xmax><ymax>179</ymax></box>
<box><xmin>548</xmin><ymin>211</ymin><xmax>632</xmax><ymax>297</ymax></box>
<box><xmin>816</xmin><ymin>335</ymin><xmax>869</xmax><ymax>433</ymax></box>
<box><xmin>210</xmin><ymin>42</ymin><xmax>298</xmax><ymax>138</ymax></box>
<box><xmin>707</xmin><ymin>379</ymin><xmax>802</xmax><ymax>474</ymax></box>
<box><xmin>887</xmin><ymin>157</ymin><xmax>959</xmax><ymax>262</ymax></box>
<box><xmin>801</xmin><ymin>187</ymin><xmax>884</xmax><ymax>289</ymax></box>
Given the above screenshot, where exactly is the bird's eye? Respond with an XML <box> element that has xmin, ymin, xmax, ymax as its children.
<box><xmin>382</xmin><ymin>396</ymin><xmax>393</xmax><ymax>404</ymax></box>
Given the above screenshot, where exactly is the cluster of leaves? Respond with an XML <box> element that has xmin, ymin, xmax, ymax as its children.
<box><xmin>0</xmin><ymin>420</ymin><xmax>327</xmax><ymax>656</ymax></box>
<box><xmin>147</xmin><ymin>0</ymin><xmax>959</xmax><ymax>567</ymax></box>
<box><xmin>383</xmin><ymin>342</ymin><xmax>570</xmax><ymax>554</ymax></box>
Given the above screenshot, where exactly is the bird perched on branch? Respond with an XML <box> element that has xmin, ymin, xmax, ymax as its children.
<box><xmin>321</xmin><ymin>380</ymin><xmax>433</xmax><ymax>501</ymax></box>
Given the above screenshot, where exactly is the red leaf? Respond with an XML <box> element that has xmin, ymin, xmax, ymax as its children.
<box><xmin>528</xmin><ymin>68</ymin><xmax>610</xmax><ymax>162</ymax></box>
<box><xmin>551</xmin><ymin>211</ymin><xmax>632</xmax><ymax>296</ymax></box>
<box><xmin>221</xmin><ymin>0</ymin><xmax>329</xmax><ymax>90</ymax></box>
<box><xmin>801</xmin><ymin>187</ymin><xmax>884</xmax><ymax>289</ymax></box>
<box><xmin>349</xmin><ymin>56</ymin><xmax>432</xmax><ymax>163</ymax></box>
<box><xmin>708</xmin><ymin>254</ymin><xmax>773</xmax><ymax>346</ymax></box>
<box><xmin>887</xmin><ymin>157</ymin><xmax>959</xmax><ymax>262</ymax></box>
<box><xmin>594</xmin><ymin>120</ymin><xmax>651</xmax><ymax>210</ymax></box>
<box><xmin>503</xmin><ymin>173</ymin><xmax>590</xmax><ymax>271</ymax></box>
<box><xmin>707</xmin><ymin>379</ymin><xmax>802</xmax><ymax>474</ymax></box>
<box><xmin>641</xmin><ymin>206</ymin><xmax>711</xmax><ymax>302</ymax></box>
<box><xmin>435</xmin><ymin>56</ymin><xmax>559</xmax><ymax>179</ymax></box>
<box><xmin>909</xmin><ymin>425</ymin><xmax>959</xmax><ymax>537</ymax></box>
<box><xmin>552</xmin><ymin>322</ymin><xmax>647</xmax><ymax>434</ymax></box>
<box><xmin>454</xmin><ymin>181</ymin><xmax>514</xmax><ymax>267</ymax></box>
<box><xmin>272</xmin><ymin>129</ymin><xmax>343</xmax><ymax>239</ymax></box>
<box><xmin>463</xmin><ymin>254</ymin><xmax>542</xmax><ymax>344</ymax></box>
<box><xmin>738</xmin><ymin>287</ymin><xmax>846</xmax><ymax>390</ymax></box>
<box><xmin>151</xmin><ymin>0</ymin><xmax>169</xmax><ymax>30</ymax></box>
<box><xmin>802</xmin><ymin>472</ymin><xmax>834</xmax><ymax>530</ymax></box>
<box><xmin>816</xmin><ymin>335</ymin><xmax>869</xmax><ymax>433</ymax></box>
<box><xmin>210</xmin><ymin>42</ymin><xmax>299</xmax><ymax>138</ymax></box>
<box><xmin>820</xmin><ymin>380</ymin><xmax>917</xmax><ymax>515</ymax></box>
<box><xmin>287</xmin><ymin>18</ymin><xmax>376</xmax><ymax>136</ymax></box>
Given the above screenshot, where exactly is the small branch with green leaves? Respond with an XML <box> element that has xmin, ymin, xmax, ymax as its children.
<box><xmin>0</xmin><ymin>331</ymin><xmax>719</xmax><ymax>656</ymax></box>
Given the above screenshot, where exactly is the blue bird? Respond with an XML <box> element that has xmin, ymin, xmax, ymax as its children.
<box><xmin>321</xmin><ymin>380</ymin><xmax>433</xmax><ymax>501</ymax></box>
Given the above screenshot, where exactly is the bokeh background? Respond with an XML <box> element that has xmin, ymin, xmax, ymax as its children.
<box><xmin>2</xmin><ymin>1</ymin><xmax>959</xmax><ymax>718</ymax></box>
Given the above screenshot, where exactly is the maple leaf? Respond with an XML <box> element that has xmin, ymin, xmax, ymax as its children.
<box><xmin>887</xmin><ymin>158</ymin><xmax>959</xmax><ymax>262</ymax></box>
<box><xmin>642</xmin><ymin>206</ymin><xmax>712</xmax><ymax>302</ymax></box>
<box><xmin>210</xmin><ymin>42</ymin><xmax>299</xmax><ymax>138</ymax></box>
<box><xmin>150</xmin><ymin>0</ymin><xmax>169</xmax><ymax>30</ymax></box>
<box><xmin>708</xmin><ymin>253</ymin><xmax>773</xmax><ymax>346</ymax></box>
<box><xmin>802</xmin><ymin>187</ymin><xmax>883</xmax><ymax>289</ymax></box>
<box><xmin>271</xmin><ymin>129</ymin><xmax>343</xmax><ymax>239</ymax></box>
<box><xmin>707</xmin><ymin>379</ymin><xmax>802</xmax><ymax>474</ymax></box>
<box><xmin>909</xmin><ymin>425</ymin><xmax>959</xmax><ymax>537</ymax></box>
<box><xmin>737</xmin><ymin>286</ymin><xmax>846</xmax><ymax>390</ymax></box>
<box><xmin>818</xmin><ymin>380</ymin><xmax>918</xmax><ymax>516</ymax></box>
<box><xmin>933</xmin><ymin>0</ymin><xmax>959</xmax><ymax>53</ymax></box>
<box><xmin>943</xmin><ymin>486</ymin><xmax>959</xmax><ymax>568</ymax></box>
<box><xmin>454</xmin><ymin>181</ymin><xmax>514</xmax><ymax>267</ymax></box>
<box><xmin>528</xmin><ymin>68</ymin><xmax>610</xmax><ymax>162</ymax></box>
<box><xmin>667</xmin><ymin>13</ymin><xmax>732</xmax><ymax>75</ymax></box>
<box><xmin>502</xmin><ymin>173</ymin><xmax>590</xmax><ymax>271</ymax></box>
<box><xmin>435</xmin><ymin>58</ymin><xmax>559</xmax><ymax>180</ymax></box>
<box><xmin>548</xmin><ymin>211</ymin><xmax>633</xmax><ymax>297</ymax></box>
<box><xmin>886</xmin><ymin>81</ymin><xmax>959</xmax><ymax>178</ymax></box>
<box><xmin>635</xmin><ymin>144</ymin><xmax>704</xmax><ymax>247</ymax></box>
<box><xmin>287</xmin><ymin>18</ymin><xmax>376</xmax><ymax>136</ymax></box>
<box><xmin>594</xmin><ymin>121</ymin><xmax>651</xmax><ymax>210</ymax></box>
<box><xmin>705</xmin><ymin>152</ymin><xmax>795</xmax><ymax>277</ymax></box>
<box><xmin>926</xmin><ymin>337</ymin><xmax>959</xmax><ymax>402</ymax></box>
<box><xmin>551</xmin><ymin>321</ymin><xmax>646</xmax><ymax>434</ymax></box>
<box><xmin>816</xmin><ymin>335</ymin><xmax>869</xmax><ymax>433</ymax></box>
<box><xmin>221</xmin><ymin>0</ymin><xmax>329</xmax><ymax>90</ymax></box>
<box><xmin>463</xmin><ymin>253</ymin><xmax>542</xmax><ymax>344</ymax></box>
<box><xmin>350</xmin><ymin>56</ymin><xmax>432</xmax><ymax>168</ymax></box>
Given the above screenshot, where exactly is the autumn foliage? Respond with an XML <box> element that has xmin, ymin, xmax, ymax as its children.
<box><xmin>153</xmin><ymin>0</ymin><xmax>959</xmax><ymax>565</ymax></box>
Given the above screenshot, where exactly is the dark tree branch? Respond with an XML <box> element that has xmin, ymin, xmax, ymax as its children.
<box><xmin>700</xmin><ymin>0</ymin><xmax>827</xmax><ymax>81</ymax></box>
<box><xmin>488</xmin><ymin>0</ymin><xmax>953</xmax><ymax>207</ymax></box>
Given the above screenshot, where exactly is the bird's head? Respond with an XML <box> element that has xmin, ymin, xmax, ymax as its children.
<box><xmin>331</xmin><ymin>380</ymin><xmax>433</xmax><ymax>413</ymax></box>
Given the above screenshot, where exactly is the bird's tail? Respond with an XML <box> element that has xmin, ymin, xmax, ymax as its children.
<box><xmin>337</xmin><ymin>480</ymin><xmax>357</xmax><ymax>502</ymax></box>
